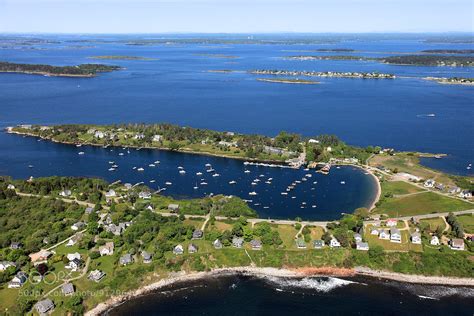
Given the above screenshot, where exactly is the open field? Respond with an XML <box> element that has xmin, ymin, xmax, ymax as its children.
<box><xmin>382</xmin><ymin>181</ymin><xmax>425</xmax><ymax>195</ymax></box>
<box><xmin>457</xmin><ymin>214</ymin><xmax>474</xmax><ymax>233</ymax></box>
<box><xmin>420</xmin><ymin>217</ymin><xmax>446</xmax><ymax>232</ymax></box>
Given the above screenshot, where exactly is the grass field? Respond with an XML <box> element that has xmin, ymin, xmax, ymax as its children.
<box><xmin>364</xmin><ymin>226</ymin><xmax>423</xmax><ymax>252</ymax></box>
<box><xmin>382</xmin><ymin>181</ymin><xmax>425</xmax><ymax>195</ymax></box>
<box><xmin>374</xmin><ymin>192</ymin><xmax>473</xmax><ymax>217</ymax></box>
<box><xmin>457</xmin><ymin>214</ymin><xmax>474</xmax><ymax>233</ymax></box>
<box><xmin>420</xmin><ymin>217</ymin><xmax>446</xmax><ymax>232</ymax></box>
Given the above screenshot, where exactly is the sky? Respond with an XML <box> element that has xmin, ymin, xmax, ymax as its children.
<box><xmin>0</xmin><ymin>0</ymin><xmax>473</xmax><ymax>33</ymax></box>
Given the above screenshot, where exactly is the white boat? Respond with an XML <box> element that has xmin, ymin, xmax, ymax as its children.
<box><xmin>259</xmin><ymin>174</ymin><xmax>265</xmax><ymax>178</ymax></box>
<box><xmin>137</xmin><ymin>167</ymin><xmax>144</xmax><ymax>172</ymax></box>
<box><xmin>265</xmin><ymin>181</ymin><xmax>272</xmax><ymax>184</ymax></box>
<box><xmin>263</xmin><ymin>206</ymin><xmax>269</xmax><ymax>209</ymax></box>
<box><xmin>249</xmin><ymin>191</ymin><xmax>257</xmax><ymax>196</ymax></box>
<box><xmin>76</xmin><ymin>144</ymin><xmax>82</xmax><ymax>147</ymax></box>
<box><xmin>119</xmin><ymin>153</ymin><xmax>124</xmax><ymax>156</ymax></box>
<box><xmin>196</xmin><ymin>172</ymin><xmax>203</xmax><ymax>176</ymax></box>
<box><xmin>291</xmin><ymin>196</ymin><xmax>296</xmax><ymax>199</ymax></box>
<box><xmin>305</xmin><ymin>174</ymin><xmax>312</xmax><ymax>178</ymax></box>
<box><xmin>178</xmin><ymin>166</ymin><xmax>184</xmax><ymax>170</ymax></box>
<box><xmin>340</xmin><ymin>181</ymin><xmax>346</xmax><ymax>184</ymax></box>
<box><xmin>112</xmin><ymin>165</ymin><xmax>118</xmax><ymax>168</ymax></box>
<box><xmin>281</xmin><ymin>192</ymin><xmax>288</xmax><ymax>195</ymax></box>
<box><xmin>150</xmin><ymin>180</ymin><xmax>156</xmax><ymax>183</ymax></box>
<box><xmin>205</xmin><ymin>163</ymin><xmax>212</xmax><ymax>167</ymax></box>
<box><xmin>268</xmin><ymin>178</ymin><xmax>273</xmax><ymax>181</ymax></box>
<box><xmin>229</xmin><ymin>180</ymin><xmax>237</xmax><ymax>184</ymax></box>
<box><xmin>78</xmin><ymin>151</ymin><xmax>85</xmax><ymax>155</ymax></box>
<box><xmin>207</xmin><ymin>168</ymin><xmax>215</xmax><ymax>173</ymax></box>
<box><xmin>154</xmin><ymin>161</ymin><xmax>160</xmax><ymax>164</ymax></box>
<box><xmin>313</xmin><ymin>181</ymin><xmax>317</xmax><ymax>184</ymax></box>
<box><xmin>302</xmin><ymin>202</ymin><xmax>306</xmax><ymax>205</ymax></box>
<box><xmin>243</xmin><ymin>161</ymin><xmax>250</xmax><ymax>165</ymax></box>
<box><xmin>165</xmin><ymin>182</ymin><xmax>172</xmax><ymax>185</ymax></box>
<box><xmin>295</xmin><ymin>180</ymin><xmax>301</xmax><ymax>184</ymax></box>
<box><xmin>179</xmin><ymin>170</ymin><xmax>186</xmax><ymax>174</ymax></box>
<box><xmin>109</xmin><ymin>161</ymin><xmax>114</xmax><ymax>164</ymax></box>
<box><xmin>200</xmin><ymin>182</ymin><xmax>208</xmax><ymax>185</ymax></box>
<box><xmin>251</xmin><ymin>182</ymin><xmax>258</xmax><ymax>186</ymax></box>
<box><xmin>304</xmin><ymin>168</ymin><xmax>309</xmax><ymax>171</ymax></box>
<box><xmin>149</xmin><ymin>164</ymin><xmax>155</xmax><ymax>167</ymax></box>
<box><xmin>244</xmin><ymin>170</ymin><xmax>251</xmax><ymax>173</ymax></box>
<box><xmin>132</xmin><ymin>166</ymin><xmax>137</xmax><ymax>170</ymax></box>
<box><xmin>312</xmin><ymin>205</ymin><xmax>317</xmax><ymax>208</ymax></box>
<box><xmin>212</xmin><ymin>173</ymin><xmax>220</xmax><ymax>177</ymax></box>
<box><xmin>254</xmin><ymin>179</ymin><xmax>261</xmax><ymax>182</ymax></box>
<box><xmin>108</xmin><ymin>168</ymin><xmax>115</xmax><ymax>171</ymax></box>
<box><xmin>302</xmin><ymin>178</ymin><xmax>307</xmax><ymax>181</ymax></box>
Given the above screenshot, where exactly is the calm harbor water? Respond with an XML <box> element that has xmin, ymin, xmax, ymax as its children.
<box><xmin>0</xmin><ymin>132</ymin><xmax>377</xmax><ymax>220</ymax></box>
<box><xmin>108</xmin><ymin>275</ymin><xmax>474</xmax><ymax>315</ymax></box>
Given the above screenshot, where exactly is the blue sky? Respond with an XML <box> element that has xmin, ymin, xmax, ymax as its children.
<box><xmin>0</xmin><ymin>0</ymin><xmax>472</xmax><ymax>33</ymax></box>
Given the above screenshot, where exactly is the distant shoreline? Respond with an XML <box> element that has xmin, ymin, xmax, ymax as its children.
<box><xmin>85</xmin><ymin>266</ymin><xmax>474</xmax><ymax>315</ymax></box>
<box><xmin>257</xmin><ymin>78</ymin><xmax>320</xmax><ymax>85</ymax></box>
<box><xmin>0</xmin><ymin>70</ymin><xmax>95</xmax><ymax>78</ymax></box>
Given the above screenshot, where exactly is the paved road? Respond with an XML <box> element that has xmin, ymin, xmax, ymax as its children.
<box><xmin>365</xmin><ymin>209</ymin><xmax>474</xmax><ymax>224</ymax></box>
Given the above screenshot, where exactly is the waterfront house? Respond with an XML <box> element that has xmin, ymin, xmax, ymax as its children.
<box><xmin>105</xmin><ymin>189</ymin><xmax>116</xmax><ymax>198</ymax></box>
<box><xmin>71</xmin><ymin>221</ymin><xmax>85</xmax><ymax>231</ymax></box>
<box><xmin>94</xmin><ymin>131</ymin><xmax>105</xmax><ymax>139</ymax></box>
<box><xmin>62</xmin><ymin>283</ymin><xmax>75</xmax><ymax>296</ymax></box>
<box><xmin>379</xmin><ymin>230</ymin><xmax>390</xmax><ymax>240</ymax></box>
<box><xmin>88</xmin><ymin>270</ymin><xmax>106</xmax><ymax>282</ymax></box>
<box><xmin>313</xmin><ymin>240</ymin><xmax>324</xmax><ymax>249</ymax></box>
<box><xmin>308</xmin><ymin>138</ymin><xmax>319</xmax><ymax>144</ymax></box>
<box><xmin>356</xmin><ymin>242</ymin><xmax>369</xmax><ymax>251</ymax></box>
<box><xmin>124</xmin><ymin>183</ymin><xmax>133</xmax><ymax>190</ymax></box>
<box><xmin>424</xmin><ymin>179</ymin><xmax>435</xmax><ymax>188</ymax></box>
<box><xmin>59</xmin><ymin>189</ymin><xmax>72</xmax><ymax>197</ymax></box>
<box><xmin>434</xmin><ymin>183</ymin><xmax>445</xmax><ymax>191</ymax></box>
<box><xmin>152</xmin><ymin>134</ymin><xmax>163</xmax><ymax>142</ymax></box>
<box><xmin>188</xmin><ymin>243</ymin><xmax>198</xmax><ymax>254</ymax></box>
<box><xmin>354</xmin><ymin>233</ymin><xmax>362</xmax><ymax>243</ymax></box>
<box><xmin>0</xmin><ymin>261</ymin><xmax>15</xmax><ymax>271</ymax></box>
<box><xmin>213</xmin><ymin>239</ymin><xmax>223</xmax><ymax>249</ymax></box>
<box><xmin>142</xmin><ymin>251</ymin><xmax>152</xmax><ymax>263</ymax></box>
<box><xmin>119</xmin><ymin>254</ymin><xmax>133</xmax><ymax>266</ymax></box>
<box><xmin>168</xmin><ymin>204</ymin><xmax>180</xmax><ymax>212</ymax></box>
<box><xmin>430</xmin><ymin>235</ymin><xmax>440</xmax><ymax>246</ymax></box>
<box><xmin>7</xmin><ymin>184</ymin><xmax>15</xmax><ymax>190</ymax></box>
<box><xmin>296</xmin><ymin>238</ymin><xmax>307</xmax><ymax>249</ymax></box>
<box><xmin>250</xmin><ymin>239</ymin><xmax>262</xmax><ymax>250</ymax></box>
<box><xmin>173</xmin><ymin>244</ymin><xmax>184</xmax><ymax>255</ymax></box>
<box><xmin>138</xmin><ymin>191</ymin><xmax>152</xmax><ymax>199</ymax></box>
<box><xmin>8</xmin><ymin>271</ymin><xmax>27</xmax><ymax>288</ymax></box>
<box><xmin>99</xmin><ymin>242</ymin><xmax>114</xmax><ymax>256</ymax></box>
<box><xmin>218</xmin><ymin>140</ymin><xmax>237</xmax><ymax>147</ymax></box>
<box><xmin>35</xmin><ymin>299</ymin><xmax>55</xmax><ymax>314</ymax></box>
<box><xmin>450</xmin><ymin>238</ymin><xmax>465</xmax><ymax>251</ymax></box>
<box><xmin>134</xmin><ymin>133</ymin><xmax>145</xmax><ymax>140</ymax></box>
<box><xmin>390</xmin><ymin>228</ymin><xmax>402</xmax><ymax>243</ymax></box>
<box><xmin>232</xmin><ymin>237</ymin><xmax>244</xmax><ymax>248</ymax></box>
<box><xmin>410</xmin><ymin>232</ymin><xmax>422</xmax><ymax>244</ymax></box>
<box><xmin>10</xmin><ymin>242</ymin><xmax>21</xmax><ymax>250</ymax></box>
<box><xmin>192</xmin><ymin>229</ymin><xmax>203</xmax><ymax>239</ymax></box>
<box><xmin>330</xmin><ymin>238</ymin><xmax>341</xmax><ymax>248</ymax></box>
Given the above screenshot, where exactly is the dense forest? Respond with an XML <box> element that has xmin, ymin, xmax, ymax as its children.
<box><xmin>0</xmin><ymin>62</ymin><xmax>121</xmax><ymax>76</ymax></box>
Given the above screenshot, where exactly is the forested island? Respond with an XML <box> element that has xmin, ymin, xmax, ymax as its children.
<box><xmin>0</xmin><ymin>62</ymin><xmax>121</xmax><ymax>77</ymax></box>
<box><xmin>251</xmin><ymin>69</ymin><xmax>395</xmax><ymax>79</ymax></box>
<box><xmin>381</xmin><ymin>55</ymin><xmax>474</xmax><ymax>67</ymax></box>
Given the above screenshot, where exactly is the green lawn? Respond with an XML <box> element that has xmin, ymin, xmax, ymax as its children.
<box><xmin>382</xmin><ymin>181</ymin><xmax>424</xmax><ymax>195</ymax></box>
<box><xmin>375</xmin><ymin>192</ymin><xmax>473</xmax><ymax>217</ymax></box>
<box><xmin>420</xmin><ymin>217</ymin><xmax>446</xmax><ymax>232</ymax></box>
<box><xmin>457</xmin><ymin>214</ymin><xmax>474</xmax><ymax>233</ymax></box>
<box><xmin>364</xmin><ymin>228</ymin><xmax>423</xmax><ymax>252</ymax></box>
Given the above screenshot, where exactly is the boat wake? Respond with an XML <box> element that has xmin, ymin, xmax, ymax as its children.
<box><xmin>262</xmin><ymin>276</ymin><xmax>357</xmax><ymax>293</ymax></box>
<box><xmin>390</xmin><ymin>282</ymin><xmax>474</xmax><ymax>299</ymax></box>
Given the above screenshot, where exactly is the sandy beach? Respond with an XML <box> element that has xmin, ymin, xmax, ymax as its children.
<box><xmin>85</xmin><ymin>266</ymin><xmax>473</xmax><ymax>315</ymax></box>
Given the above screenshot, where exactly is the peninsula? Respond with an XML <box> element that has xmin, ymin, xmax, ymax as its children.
<box><xmin>0</xmin><ymin>62</ymin><xmax>121</xmax><ymax>77</ymax></box>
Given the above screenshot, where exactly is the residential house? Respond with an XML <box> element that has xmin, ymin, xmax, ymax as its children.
<box><xmin>99</xmin><ymin>242</ymin><xmax>114</xmax><ymax>256</ymax></box>
<box><xmin>192</xmin><ymin>229</ymin><xmax>203</xmax><ymax>239</ymax></box>
<box><xmin>69</xmin><ymin>258</ymin><xmax>83</xmax><ymax>271</ymax></box>
<box><xmin>85</xmin><ymin>207</ymin><xmax>94</xmax><ymax>215</ymax></box>
<box><xmin>8</xmin><ymin>271</ymin><xmax>27</xmax><ymax>288</ymax></box>
<box><xmin>354</xmin><ymin>233</ymin><xmax>362</xmax><ymax>243</ymax></box>
<box><xmin>313</xmin><ymin>240</ymin><xmax>324</xmax><ymax>249</ymax></box>
<box><xmin>430</xmin><ymin>235</ymin><xmax>440</xmax><ymax>246</ymax></box>
<box><xmin>458</xmin><ymin>190</ymin><xmax>472</xmax><ymax>199</ymax></box>
<box><xmin>168</xmin><ymin>204</ymin><xmax>180</xmax><ymax>212</ymax></box>
<box><xmin>59</xmin><ymin>189</ymin><xmax>72</xmax><ymax>197</ymax></box>
<box><xmin>88</xmin><ymin>270</ymin><xmax>106</xmax><ymax>282</ymax></box>
<box><xmin>410</xmin><ymin>232</ymin><xmax>422</xmax><ymax>244</ymax></box>
<box><xmin>71</xmin><ymin>221</ymin><xmax>86</xmax><ymax>231</ymax></box>
<box><xmin>296</xmin><ymin>238</ymin><xmax>307</xmax><ymax>249</ymax></box>
<box><xmin>105</xmin><ymin>224</ymin><xmax>124</xmax><ymax>236</ymax></box>
<box><xmin>213</xmin><ymin>239</ymin><xmax>223</xmax><ymax>249</ymax></box>
<box><xmin>94</xmin><ymin>131</ymin><xmax>105</xmax><ymax>139</ymax></box>
<box><xmin>188</xmin><ymin>243</ymin><xmax>198</xmax><ymax>254</ymax></box>
<box><xmin>448</xmin><ymin>186</ymin><xmax>461</xmax><ymax>194</ymax></box>
<box><xmin>66</xmin><ymin>253</ymin><xmax>81</xmax><ymax>261</ymax></box>
<box><xmin>29</xmin><ymin>250</ymin><xmax>52</xmax><ymax>264</ymax></box>
<box><xmin>173</xmin><ymin>244</ymin><xmax>184</xmax><ymax>255</ymax></box>
<box><xmin>379</xmin><ymin>230</ymin><xmax>390</xmax><ymax>240</ymax></box>
<box><xmin>308</xmin><ymin>138</ymin><xmax>319</xmax><ymax>144</ymax></box>
<box><xmin>7</xmin><ymin>184</ymin><xmax>15</xmax><ymax>190</ymax></box>
<box><xmin>10</xmin><ymin>242</ymin><xmax>21</xmax><ymax>250</ymax></box>
<box><xmin>142</xmin><ymin>251</ymin><xmax>152</xmax><ymax>263</ymax></box>
<box><xmin>66</xmin><ymin>234</ymin><xmax>82</xmax><ymax>247</ymax></box>
<box><xmin>124</xmin><ymin>183</ymin><xmax>133</xmax><ymax>190</ymax></box>
<box><xmin>250</xmin><ymin>239</ymin><xmax>262</xmax><ymax>250</ymax></box>
<box><xmin>424</xmin><ymin>179</ymin><xmax>435</xmax><ymax>188</ymax></box>
<box><xmin>35</xmin><ymin>299</ymin><xmax>55</xmax><ymax>315</ymax></box>
<box><xmin>134</xmin><ymin>133</ymin><xmax>145</xmax><ymax>140</ymax></box>
<box><xmin>152</xmin><ymin>135</ymin><xmax>162</xmax><ymax>142</ymax></box>
<box><xmin>62</xmin><ymin>283</ymin><xmax>75</xmax><ymax>296</ymax></box>
<box><xmin>0</xmin><ymin>261</ymin><xmax>15</xmax><ymax>271</ymax></box>
<box><xmin>390</xmin><ymin>228</ymin><xmax>402</xmax><ymax>243</ymax></box>
<box><xmin>138</xmin><ymin>191</ymin><xmax>152</xmax><ymax>199</ymax></box>
<box><xmin>386</xmin><ymin>219</ymin><xmax>397</xmax><ymax>227</ymax></box>
<box><xmin>450</xmin><ymin>238</ymin><xmax>465</xmax><ymax>251</ymax></box>
<box><xmin>218</xmin><ymin>140</ymin><xmax>237</xmax><ymax>147</ymax></box>
<box><xmin>232</xmin><ymin>237</ymin><xmax>244</xmax><ymax>248</ymax></box>
<box><xmin>356</xmin><ymin>242</ymin><xmax>369</xmax><ymax>251</ymax></box>
<box><xmin>370</xmin><ymin>227</ymin><xmax>380</xmax><ymax>236</ymax></box>
<box><xmin>105</xmin><ymin>189</ymin><xmax>116</xmax><ymax>198</ymax></box>
<box><xmin>434</xmin><ymin>183</ymin><xmax>445</xmax><ymax>191</ymax></box>
<box><xmin>330</xmin><ymin>238</ymin><xmax>341</xmax><ymax>248</ymax></box>
<box><xmin>119</xmin><ymin>254</ymin><xmax>133</xmax><ymax>266</ymax></box>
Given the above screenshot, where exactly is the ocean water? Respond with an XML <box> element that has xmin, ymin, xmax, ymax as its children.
<box><xmin>107</xmin><ymin>275</ymin><xmax>474</xmax><ymax>315</ymax></box>
<box><xmin>0</xmin><ymin>34</ymin><xmax>473</xmax><ymax>177</ymax></box>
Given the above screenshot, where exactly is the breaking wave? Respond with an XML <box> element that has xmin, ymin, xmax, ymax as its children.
<box><xmin>388</xmin><ymin>282</ymin><xmax>474</xmax><ymax>299</ymax></box>
<box><xmin>262</xmin><ymin>276</ymin><xmax>357</xmax><ymax>293</ymax></box>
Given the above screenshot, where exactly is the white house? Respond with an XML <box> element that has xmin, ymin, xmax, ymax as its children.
<box><xmin>458</xmin><ymin>190</ymin><xmax>472</xmax><ymax>199</ymax></box>
<box><xmin>7</xmin><ymin>184</ymin><xmax>15</xmax><ymax>190</ymax></box>
<box><xmin>99</xmin><ymin>242</ymin><xmax>114</xmax><ymax>256</ymax></box>
<box><xmin>354</xmin><ymin>233</ymin><xmax>362</xmax><ymax>243</ymax></box>
<box><xmin>0</xmin><ymin>261</ymin><xmax>14</xmax><ymax>271</ymax></box>
<box><xmin>390</xmin><ymin>228</ymin><xmax>402</xmax><ymax>243</ymax></box>
<box><xmin>424</xmin><ymin>179</ymin><xmax>435</xmax><ymax>188</ymax></box>
<box><xmin>330</xmin><ymin>238</ymin><xmax>341</xmax><ymax>248</ymax></box>
<box><xmin>356</xmin><ymin>242</ymin><xmax>369</xmax><ymax>251</ymax></box>
<box><xmin>308</xmin><ymin>139</ymin><xmax>319</xmax><ymax>144</ymax></box>
<box><xmin>173</xmin><ymin>244</ymin><xmax>184</xmax><ymax>255</ymax></box>
<box><xmin>105</xmin><ymin>189</ymin><xmax>116</xmax><ymax>198</ymax></box>
<box><xmin>410</xmin><ymin>232</ymin><xmax>421</xmax><ymax>244</ymax></box>
<box><xmin>71</xmin><ymin>222</ymin><xmax>85</xmax><ymax>231</ymax></box>
<box><xmin>59</xmin><ymin>189</ymin><xmax>72</xmax><ymax>197</ymax></box>
<box><xmin>430</xmin><ymin>235</ymin><xmax>440</xmax><ymax>246</ymax></box>
<box><xmin>379</xmin><ymin>230</ymin><xmax>390</xmax><ymax>240</ymax></box>
<box><xmin>386</xmin><ymin>219</ymin><xmax>397</xmax><ymax>227</ymax></box>
<box><xmin>370</xmin><ymin>227</ymin><xmax>380</xmax><ymax>236</ymax></box>
<box><xmin>66</xmin><ymin>252</ymin><xmax>81</xmax><ymax>261</ymax></box>
<box><xmin>152</xmin><ymin>135</ymin><xmax>162</xmax><ymax>142</ymax></box>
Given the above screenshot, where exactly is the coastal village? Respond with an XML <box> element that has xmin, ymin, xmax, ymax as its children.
<box><xmin>0</xmin><ymin>124</ymin><xmax>473</xmax><ymax>314</ymax></box>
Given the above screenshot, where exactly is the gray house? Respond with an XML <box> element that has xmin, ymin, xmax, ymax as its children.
<box><xmin>142</xmin><ymin>251</ymin><xmax>152</xmax><ymax>263</ymax></box>
<box><xmin>192</xmin><ymin>229</ymin><xmax>203</xmax><ymax>239</ymax></box>
<box><xmin>62</xmin><ymin>283</ymin><xmax>75</xmax><ymax>296</ymax></box>
<box><xmin>250</xmin><ymin>239</ymin><xmax>262</xmax><ymax>250</ymax></box>
<box><xmin>213</xmin><ymin>239</ymin><xmax>223</xmax><ymax>249</ymax></box>
<box><xmin>168</xmin><ymin>204</ymin><xmax>180</xmax><ymax>212</ymax></box>
<box><xmin>188</xmin><ymin>243</ymin><xmax>198</xmax><ymax>254</ymax></box>
<box><xmin>119</xmin><ymin>254</ymin><xmax>133</xmax><ymax>266</ymax></box>
<box><xmin>35</xmin><ymin>299</ymin><xmax>55</xmax><ymax>314</ymax></box>
<box><xmin>232</xmin><ymin>237</ymin><xmax>244</xmax><ymax>248</ymax></box>
<box><xmin>313</xmin><ymin>240</ymin><xmax>325</xmax><ymax>249</ymax></box>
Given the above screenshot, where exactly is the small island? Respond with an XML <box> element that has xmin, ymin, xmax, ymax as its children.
<box><xmin>0</xmin><ymin>61</ymin><xmax>121</xmax><ymax>77</ymax></box>
<box><xmin>257</xmin><ymin>78</ymin><xmax>320</xmax><ymax>84</ymax></box>
<box><xmin>381</xmin><ymin>55</ymin><xmax>474</xmax><ymax>67</ymax></box>
<box><xmin>89</xmin><ymin>55</ymin><xmax>157</xmax><ymax>61</ymax></box>
<box><xmin>424</xmin><ymin>77</ymin><xmax>474</xmax><ymax>86</ymax></box>
<box><xmin>251</xmin><ymin>69</ymin><xmax>395</xmax><ymax>79</ymax></box>
<box><xmin>286</xmin><ymin>55</ymin><xmax>368</xmax><ymax>61</ymax></box>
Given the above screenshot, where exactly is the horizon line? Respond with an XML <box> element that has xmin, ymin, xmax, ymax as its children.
<box><xmin>1</xmin><ymin>31</ymin><xmax>473</xmax><ymax>35</ymax></box>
